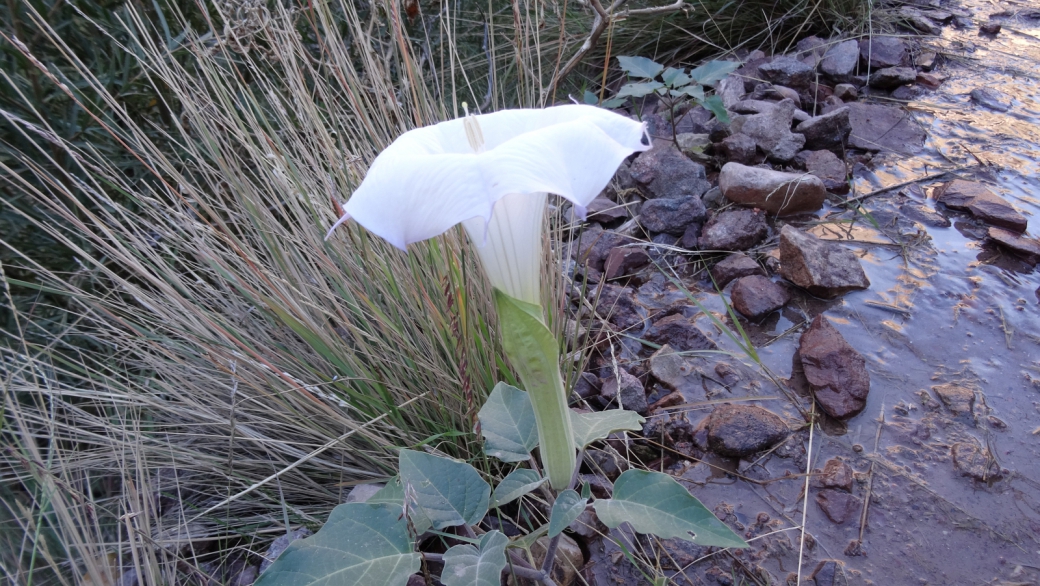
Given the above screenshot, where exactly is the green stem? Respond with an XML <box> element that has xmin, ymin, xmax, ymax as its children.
<box><xmin>493</xmin><ymin>289</ymin><xmax>576</xmax><ymax>490</ymax></box>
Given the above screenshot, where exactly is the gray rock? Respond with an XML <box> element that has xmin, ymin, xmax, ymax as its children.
<box><xmin>719</xmin><ymin>162</ymin><xmax>827</xmax><ymax>215</ymax></box>
<box><xmin>679</xmin><ymin>224</ymin><xmax>701</xmax><ymax>250</ymax></box>
<box><xmin>833</xmin><ymin>83</ymin><xmax>858</xmax><ymax>101</ymax></box>
<box><xmin>701</xmin><ymin>186</ymin><xmax>725</xmax><ymax>209</ymax></box>
<box><xmin>731</xmin><ymin>99</ymin><xmax>806</xmax><ymax>162</ymax></box>
<box><xmin>932</xmin><ymin>383</ymin><xmax>974</xmax><ymax>416</ymax></box>
<box><xmin>601</xmin><ymin>368</ymin><xmax>648</xmax><ymax>414</ymax></box>
<box><xmin>804</xmin><ymin>150</ymin><xmax>849</xmax><ymax>193</ymax></box>
<box><xmin>730</xmin><ymin>275</ymin><xmax>789</xmax><ymax>319</ymax></box>
<box><xmin>585</xmin><ymin>194</ymin><xmax>629</xmax><ymax>223</ymax></box>
<box><xmin>900</xmin><ymin>202</ymin><xmax>951</xmax><ymax>227</ymax></box>
<box><xmin>898</xmin><ymin>6</ymin><xmax>943</xmax><ymax>35</ymax></box>
<box><xmin>847</xmin><ymin>102</ymin><xmax>927</xmax><ymax>153</ymax></box>
<box><xmin>594</xmin><ymin>283</ymin><xmax>647</xmax><ymax>333</ymax></box>
<box><xmin>868</xmin><ymin>66</ymin><xmax>917</xmax><ymax>89</ymax></box>
<box><xmin>758</xmin><ymin>55</ymin><xmax>815</xmax><ymax>89</ymax></box>
<box><xmin>604</xmin><ymin>247</ymin><xmax>651</xmax><ymax>280</ymax></box>
<box><xmin>858</xmin><ymin>36</ymin><xmax>907</xmax><ymax>69</ymax></box>
<box><xmin>795</xmin><ymin>106</ymin><xmax>851</xmax><ymax>151</ymax></box>
<box><xmin>675</xmin><ymin>132</ymin><xmax>711</xmax><ymax>157</ymax></box>
<box><xmin>698</xmin><ymin>209</ymin><xmax>769</xmax><ymax>251</ymax></box>
<box><xmin>820</xmin><ymin>95</ymin><xmax>847</xmax><ymax>115</ymax></box>
<box><xmin>796</xmin><ymin>35</ymin><xmax>828</xmax><ymax>62</ymax></box>
<box><xmin>711</xmin><ymin>253</ymin><xmax>764</xmax><ymax>287</ymax></box>
<box><xmin>260</xmin><ymin>528</ymin><xmax>314</xmax><ymax>574</ymax></box>
<box><xmin>780</xmin><ymin>225</ymin><xmax>870</xmax><ymax>298</ymax></box>
<box><xmin>815</xmin><ymin>489</ymin><xmax>861</xmax><ymax>524</ymax></box>
<box><xmin>936</xmin><ymin>180</ymin><xmax>1027</xmax><ymax>232</ymax></box>
<box><xmin>970</xmin><ymin>87</ymin><xmax>1011</xmax><ymax>112</ymax></box>
<box><xmin>810</xmin><ymin>560</ymin><xmax>844</xmax><ymax>586</ymax></box>
<box><xmin>730</xmin><ymin>99</ymin><xmax>787</xmax><ymax>115</ymax></box>
<box><xmin>644</xmin><ymin>314</ymin><xmax>716</xmax><ymax>352</ymax></box>
<box><xmin>717</xmin><ymin>74</ymin><xmax>746</xmax><ymax>108</ymax></box>
<box><xmin>987</xmin><ymin>227</ymin><xmax>1040</xmax><ymax>265</ymax></box>
<box><xmin>629</xmin><ymin>143</ymin><xmax>711</xmax><ymax>198</ymax></box>
<box><xmin>639</xmin><ymin>196</ymin><xmax>707</xmax><ymax>235</ymax></box>
<box><xmin>820</xmin><ymin>40</ymin><xmax>861</xmax><ymax>81</ymax></box>
<box><xmin>798</xmin><ymin>314</ymin><xmax>871</xmax><ymax>420</ymax></box>
<box><xmin>573</xmin><ymin>372</ymin><xmax>602</xmax><ymax>399</ymax></box>
<box><xmin>705</xmin><ymin>404</ymin><xmax>790</xmax><ymax>458</ymax></box>
<box><xmin>572</xmin><ymin>227</ymin><xmax>638</xmax><ymax>272</ymax></box>
<box><xmin>718</xmin><ymin>133</ymin><xmax>758</xmax><ymax>165</ymax></box>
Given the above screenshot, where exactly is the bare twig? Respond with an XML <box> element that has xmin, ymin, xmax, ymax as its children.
<box><xmin>795</xmin><ymin>402</ymin><xmax>816</xmax><ymax>585</ymax></box>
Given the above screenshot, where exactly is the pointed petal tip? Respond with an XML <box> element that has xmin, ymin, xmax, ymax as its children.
<box><xmin>324</xmin><ymin>209</ymin><xmax>352</xmax><ymax>241</ymax></box>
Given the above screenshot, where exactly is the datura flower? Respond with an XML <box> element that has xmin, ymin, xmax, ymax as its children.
<box><xmin>327</xmin><ymin>105</ymin><xmax>650</xmax><ymax>488</ymax></box>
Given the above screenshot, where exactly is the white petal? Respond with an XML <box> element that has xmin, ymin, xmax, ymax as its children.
<box><xmin>462</xmin><ymin>192</ymin><xmax>546</xmax><ymax>306</ymax></box>
<box><xmin>341</xmin><ymin>105</ymin><xmax>650</xmax><ymax>249</ymax></box>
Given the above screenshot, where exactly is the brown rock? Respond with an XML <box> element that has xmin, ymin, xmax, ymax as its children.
<box><xmin>936</xmin><ymin>180</ymin><xmax>1027</xmax><ymax>232</ymax></box>
<box><xmin>810</xmin><ymin>560</ymin><xmax>844</xmax><ymax>586</ymax></box>
<box><xmin>594</xmin><ymin>284</ymin><xmax>647</xmax><ymax>333</ymax></box>
<box><xmin>847</xmin><ymin>102</ymin><xmax>927</xmax><ymax>153</ymax></box>
<box><xmin>951</xmin><ymin>440</ymin><xmax>1002</xmax><ymax>482</ymax></box>
<box><xmin>779</xmin><ymin>225</ymin><xmax>870</xmax><ymax>299</ymax></box>
<box><xmin>798</xmin><ymin>315</ymin><xmax>871</xmax><ymax>420</ymax></box>
<box><xmin>933</xmin><ymin>384</ymin><xmax>974</xmax><ymax>416</ymax></box>
<box><xmin>804</xmin><ymin>150</ymin><xmax>849</xmax><ymax>194</ymax></box>
<box><xmin>601</xmin><ymin>368</ymin><xmax>648</xmax><ymax>414</ymax></box>
<box><xmin>868</xmin><ymin>66</ymin><xmax>917</xmax><ymax>89</ymax></box>
<box><xmin>987</xmin><ymin>227</ymin><xmax>1040</xmax><ymax>265</ymax></box>
<box><xmin>858</xmin><ymin>36</ymin><xmax>908</xmax><ymax>69</ymax></box>
<box><xmin>698</xmin><ymin>209</ymin><xmax>769</xmax><ymax>251</ymax></box>
<box><xmin>916</xmin><ymin>72</ymin><xmax>945</xmax><ymax>89</ymax></box>
<box><xmin>639</xmin><ymin>196</ymin><xmax>708</xmax><ymax>235</ymax></box>
<box><xmin>719</xmin><ymin>162</ymin><xmax>827</xmax><ymax>215</ymax></box>
<box><xmin>718</xmin><ymin>133</ymin><xmax>759</xmax><ymax>165</ymax></box>
<box><xmin>812</xmin><ymin>458</ymin><xmax>854</xmax><ymax>492</ymax></box>
<box><xmin>730</xmin><ymin>275</ymin><xmax>790</xmax><ymax>319</ymax></box>
<box><xmin>604</xmin><ymin>247</ymin><xmax>651</xmax><ymax>280</ymax></box>
<box><xmin>833</xmin><ymin>83</ymin><xmax>858</xmax><ymax>101</ymax></box>
<box><xmin>815</xmin><ymin>489</ymin><xmax>861</xmax><ymax>524</ymax></box>
<box><xmin>705</xmin><ymin>404</ymin><xmax>790</xmax><ymax>458</ymax></box>
<box><xmin>711</xmin><ymin>253</ymin><xmax>764</xmax><ymax>288</ymax></box>
<box><xmin>585</xmin><ymin>195</ymin><xmax>629</xmax><ymax>223</ymax></box>
<box><xmin>572</xmin><ymin>227</ymin><xmax>638</xmax><ymax>272</ymax></box>
<box><xmin>644</xmin><ymin>314</ymin><xmax>716</xmax><ymax>352</ymax></box>
<box><xmin>795</xmin><ymin>107</ymin><xmax>851</xmax><ymax>152</ymax></box>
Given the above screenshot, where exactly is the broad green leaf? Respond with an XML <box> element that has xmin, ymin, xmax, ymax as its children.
<box><xmin>548</xmin><ymin>490</ymin><xmax>587</xmax><ymax>538</ymax></box>
<box><xmin>254</xmin><ymin>503</ymin><xmax>420</xmax><ymax>586</ymax></box>
<box><xmin>478</xmin><ymin>382</ymin><xmax>538</xmax><ymax>462</ymax></box>
<box><xmin>616</xmin><ymin>82</ymin><xmax>665</xmax><ymax>99</ymax></box>
<box><xmin>688</xmin><ymin>61</ymin><xmax>740</xmax><ymax>86</ymax></box>
<box><xmin>678</xmin><ymin>85</ymin><xmax>705</xmax><ymax>101</ymax></box>
<box><xmin>617</xmin><ymin>55</ymin><xmax>664</xmax><ymax>79</ymax></box>
<box><xmin>399</xmin><ymin>450</ymin><xmax>490</xmax><ymax>529</ymax></box>
<box><xmin>367</xmin><ymin>476</ymin><xmax>433</xmax><ymax>533</ymax></box>
<box><xmin>701</xmin><ymin>94</ymin><xmax>730</xmax><ymax>124</ymax></box>
<box><xmin>508</xmin><ymin>525</ymin><xmax>549</xmax><ymax>551</ymax></box>
<box><xmin>441</xmin><ymin>531</ymin><xmax>509</xmax><ymax>586</ymax></box>
<box><xmin>601</xmin><ymin>97</ymin><xmax>626</xmax><ymax>109</ymax></box>
<box><xmin>490</xmin><ymin>469</ymin><xmax>547</xmax><ymax>508</ymax></box>
<box><xmin>593</xmin><ymin>470</ymin><xmax>747</xmax><ymax>548</ymax></box>
<box><xmin>494</xmin><ymin>291</ymin><xmax>576</xmax><ymax>490</ymax></box>
<box><xmin>571</xmin><ymin>409</ymin><xmax>645</xmax><ymax>449</ymax></box>
<box><xmin>662</xmin><ymin>67</ymin><xmax>691</xmax><ymax>88</ymax></box>
<box><xmin>583</xmin><ymin>90</ymin><xmax>599</xmax><ymax>105</ymax></box>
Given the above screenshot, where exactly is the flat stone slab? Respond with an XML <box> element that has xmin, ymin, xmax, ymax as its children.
<box><xmin>847</xmin><ymin>102</ymin><xmax>927</xmax><ymax>153</ymax></box>
<box><xmin>936</xmin><ymin>180</ymin><xmax>1027</xmax><ymax>232</ymax></box>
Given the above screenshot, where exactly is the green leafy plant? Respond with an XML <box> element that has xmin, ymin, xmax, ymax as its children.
<box><xmin>255</xmin><ymin>383</ymin><xmax>747</xmax><ymax>585</ymax></box>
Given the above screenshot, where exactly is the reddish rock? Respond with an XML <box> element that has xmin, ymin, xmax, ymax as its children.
<box><xmin>594</xmin><ymin>284</ymin><xmax>647</xmax><ymax>333</ymax></box>
<box><xmin>711</xmin><ymin>253</ymin><xmax>764</xmax><ymax>288</ymax></box>
<box><xmin>698</xmin><ymin>209</ymin><xmax>769</xmax><ymax>251</ymax></box>
<box><xmin>798</xmin><ymin>315</ymin><xmax>871</xmax><ymax>420</ymax></box>
<box><xmin>572</xmin><ymin>226</ymin><xmax>638</xmax><ymax>272</ymax></box>
<box><xmin>730</xmin><ymin>275</ymin><xmax>790</xmax><ymax>319</ymax></box>
<box><xmin>639</xmin><ymin>196</ymin><xmax>708</xmax><ymax>235</ymax></box>
<box><xmin>604</xmin><ymin>247</ymin><xmax>651</xmax><ymax>280</ymax></box>
<box><xmin>812</xmin><ymin>458</ymin><xmax>854</xmax><ymax>492</ymax></box>
<box><xmin>816</xmin><ymin>489</ymin><xmax>861</xmax><ymax>524</ymax></box>
<box><xmin>644</xmin><ymin>314</ymin><xmax>715</xmax><ymax>352</ymax></box>
<box><xmin>833</xmin><ymin>83</ymin><xmax>858</xmax><ymax>101</ymax></box>
<box><xmin>933</xmin><ymin>383</ymin><xmax>974</xmax><ymax>415</ymax></box>
<box><xmin>810</xmin><ymin>560</ymin><xmax>844</xmax><ymax>586</ymax></box>
<box><xmin>795</xmin><ymin>107</ymin><xmax>851</xmax><ymax>152</ymax></box>
<box><xmin>804</xmin><ymin>150</ymin><xmax>849</xmax><ymax>194</ymax></box>
<box><xmin>705</xmin><ymin>404</ymin><xmax>790</xmax><ymax>458</ymax></box>
<box><xmin>780</xmin><ymin>226</ymin><xmax>870</xmax><ymax>299</ymax></box>
<box><xmin>868</xmin><ymin>66</ymin><xmax>916</xmax><ymax>89</ymax></box>
<box><xmin>858</xmin><ymin>36</ymin><xmax>908</xmax><ymax>69</ymax></box>
<box><xmin>987</xmin><ymin>227</ymin><xmax>1040</xmax><ymax>265</ymax></box>
<box><xmin>585</xmin><ymin>195</ymin><xmax>629</xmax><ymax>223</ymax></box>
<box><xmin>916</xmin><ymin>72</ymin><xmax>945</xmax><ymax>89</ymax></box>
<box><xmin>847</xmin><ymin>102</ymin><xmax>927</xmax><ymax>153</ymax></box>
<box><xmin>720</xmin><ymin>163</ymin><xmax>827</xmax><ymax>215</ymax></box>
<box><xmin>936</xmin><ymin>180</ymin><xmax>1027</xmax><ymax>232</ymax></box>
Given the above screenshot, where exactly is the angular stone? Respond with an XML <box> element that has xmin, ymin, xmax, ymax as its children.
<box><xmin>603</xmin><ymin>247</ymin><xmax>651</xmax><ymax>280</ymax></box>
<box><xmin>594</xmin><ymin>284</ymin><xmax>647</xmax><ymax>333</ymax></box>
<box><xmin>780</xmin><ymin>226</ymin><xmax>869</xmax><ymax>298</ymax></box>
<box><xmin>891</xmin><ymin>85</ymin><xmax>922</xmax><ymax>101</ymax></box>
<box><xmin>815</xmin><ymin>489</ymin><xmax>861</xmax><ymax>524</ymax></box>
<box><xmin>733</xmin><ymin>54</ymin><xmax>771</xmax><ymax>92</ymax></box>
<box><xmin>730</xmin><ymin>275</ymin><xmax>789</xmax><ymax>319</ymax></box>
<box><xmin>730</xmin><ymin>99</ymin><xmax>788</xmax><ymax>115</ymax></box>
<box><xmin>821</xmin><ymin>40</ymin><xmax>861</xmax><ymax>81</ymax></box>
<box><xmin>573</xmin><ymin>372</ymin><xmax>602</xmax><ymax>400</ymax></box>
<box><xmin>758</xmin><ymin>55</ymin><xmax>815</xmax><ymax>89</ymax></box>
<box><xmin>916</xmin><ymin>50</ymin><xmax>937</xmax><ymax>71</ymax></box>
<box><xmin>932</xmin><ymin>383</ymin><xmax>974</xmax><ymax>416</ymax></box>
<box><xmin>711</xmin><ymin>253</ymin><xmax>764</xmax><ymax>287</ymax></box>
<box><xmin>796</xmin><ymin>36</ymin><xmax>828</xmax><ymax>62</ymax></box>
<box><xmin>951</xmin><ymin>440</ymin><xmax>1002</xmax><ymax>482</ymax></box>
<box><xmin>970</xmin><ymin>87</ymin><xmax>1011</xmax><ymax>112</ymax></box>
<box><xmin>698</xmin><ymin>209</ymin><xmax>769</xmax><ymax>251</ymax></box>
<box><xmin>847</xmin><ymin>102</ymin><xmax>927</xmax><ymax>153</ymax></box>
<box><xmin>898</xmin><ymin>6</ymin><xmax>943</xmax><ymax>35</ymax></box>
<box><xmin>798</xmin><ymin>314</ymin><xmax>871</xmax><ymax>420</ymax></box>
<box><xmin>916</xmin><ymin>72</ymin><xmax>945</xmax><ymax>89</ymax></box>
<box><xmin>820</xmin><ymin>95</ymin><xmax>847</xmax><ymax>115</ymax></box>
<box><xmin>731</xmin><ymin>99</ymin><xmax>806</xmax><ymax>162</ymax></box>
<box><xmin>987</xmin><ymin>227</ymin><xmax>1040</xmax><ymax>265</ymax></box>
<box><xmin>679</xmin><ymin>223</ymin><xmax>702</xmax><ymax>250</ymax></box>
<box><xmin>718</xmin><ymin>132</ymin><xmax>759</xmax><ymax>165</ymax></box>
<box><xmin>868</xmin><ymin>66</ymin><xmax>917</xmax><ymax>89</ymax></box>
<box><xmin>717</xmin><ymin>74</ymin><xmax>747</xmax><ymax>108</ymax></box>
<box><xmin>812</xmin><ymin>458</ymin><xmax>854</xmax><ymax>492</ymax></box>
<box><xmin>936</xmin><ymin>180</ymin><xmax>1027</xmax><ymax>231</ymax></box>
<box><xmin>901</xmin><ymin>202</ymin><xmax>951</xmax><ymax>227</ymax></box>
<box><xmin>833</xmin><ymin>83</ymin><xmax>858</xmax><ymax>101</ymax></box>
<box><xmin>810</xmin><ymin>560</ymin><xmax>844</xmax><ymax>586</ymax></box>
<box><xmin>644</xmin><ymin>314</ymin><xmax>716</xmax><ymax>352</ymax></box>
<box><xmin>804</xmin><ymin>150</ymin><xmax>849</xmax><ymax>194</ymax></box>
<box><xmin>720</xmin><ymin>162</ymin><xmax>827</xmax><ymax>215</ymax></box>
<box><xmin>858</xmin><ymin>36</ymin><xmax>908</xmax><ymax>69</ymax></box>
<box><xmin>705</xmin><ymin>404</ymin><xmax>789</xmax><ymax>458</ymax></box>
<box><xmin>629</xmin><ymin>144</ymin><xmax>711</xmax><ymax>199</ymax></box>
<box><xmin>795</xmin><ymin>107</ymin><xmax>851</xmax><ymax>151</ymax></box>
<box><xmin>601</xmin><ymin>368</ymin><xmax>648</xmax><ymax>414</ymax></box>
<box><xmin>639</xmin><ymin>196</ymin><xmax>707</xmax><ymax>235</ymax></box>
<box><xmin>585</xmin><ymin>194</ymin><xmax>629</xmax><ymax>223</ymax></box>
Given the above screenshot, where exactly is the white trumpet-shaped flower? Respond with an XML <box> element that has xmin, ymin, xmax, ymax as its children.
<box><xmin>328</xmin><ymin>105</ymin><xmax>650</xmax><ymax>489</ymax></box>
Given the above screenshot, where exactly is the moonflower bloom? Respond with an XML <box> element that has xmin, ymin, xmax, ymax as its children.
<box><xmin>328</xmin><ymin>105</ymin><xmax>650</xmax><ymax>488</ymax></box>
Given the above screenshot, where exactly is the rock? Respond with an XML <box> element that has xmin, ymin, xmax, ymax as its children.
<box><xmin>344</xmin><ymin>483</ymin><xmax>384</xmax><ymax>503</ymax></box>
<box><xmin>798</xmin><ymin>314</ymin><xmax>871</xmax><ymax>420</ymax></box>
<box><xmin>647</xmin><ymin>391</ymin><xmax>685</xmax><ymax>412</ymax></box>
<box><xmin>719</xmin><ymin>162</ymin><xmax>827</xmax><ymax>215</ymax></box>
<box><xmin>796</xmin><ymin>36</ymin><xmax>828</xmax><ymax>62</ymax></box>
<box><xmin>951</xmin><ymin>440</ymin><xmax>1002</xmax><ymax>482</ymax></box>
<box><xmin>970</xmin><ymin>87</ymin><xmax>1011</xmax><ymax>112</ymax></box>
<box><xmin>932</xmin><ymin>383</ymin><xmax>974</xmax><ymax>416</ymax></box>
<box><xmin>711</xmin><ymin>253</ymin><xmax>765</xmax><ymax>287</ymax></box>
<box><xmin>705</xmin><ymin>404</ymin><xmax>790</xmax><ymax>458</ymax></box>
<box><xmin>758</xmin><ymin>56</ymin><xmax>815</xmax><ymax>89</ymax></box>
<box><xmin>916</xmin><ymin>72</ymin><xmax>945</xmax><ymax>89</ymax></box>
<box><xmin>644</xmin><ymin>314</ymin><xmax>716</xmax><ymax>352</ymax></box>
<box><xmin>232</xmin><ymin>565</ymin><xmax>259</xmax><ymax>586</ymax></box>
<box><xmin>585</xmin><ymin>195</ymin><xmax>629</xmax><ymax>223</ymax></box>
<box><xmin>698</xmin><ymin>209</ymin><xmax>769</xmax><ymax>251</ymax></box>
<box><xmin>573</xmin><ymin>372</ymin><xmax>602</xmax><ymax>400</ymax></box>
<box><xmin>815</xmin><ymin>489</ymin><xmax>861</xmax><ymax>524</ymax></box>
<box><xmin>987</xmin><ymin>227</ymin><xmax>1040</xmax><ymax>265</ymax></box>
<box><xmin>528</xmin><ymin>534</ymin><xmax>583</xmax><ymax>586</ymax></box>
<box><xmin>772</xmin><ymin>85</ymin><xmax>803</xmax><ymax>106</ymax></box>
<box><xmin>406</xmin><ymin>575</ymin><xmax>426</xmax><ymax>586</ymax></box>
<box><xmin>847</xmin><ymin>102</ymin><xmax>927</xmax><ymax>153</ymax></box>
<box><xmin>898</xmin><ymin>6</ymin><xmax>943</xmax><ymax>35</ymax></box>
<box><xmin>572</xmin><ymin>227</ymin><xmax>637</xmax><ymax>272</ymax></box>
<box><xmin>935</xmin><ymin>180</ymin><xmax>1027</xmax><ymax>232</ymax></box>
<box><xmin>821</xmin><ymin>40</ymin><xmax>861</xmax><ymax>82</ymax></box>
<box><xmin>629</xmin><ymin>144</ymin><xmax>711</xmax><ymax>199</ymax></box>
<box><xmin>833</xmin><ymin>83</ymin><xmax>858</xmax><ymax>101</ymax></box>
<box><xmin>795</xmin><ymin>107</ymin><xmax>851</xmax><ymax>151</ymax></box>
<box><xmin>917</xmin><ymin>50</ymin><xmax>937</xmax><ymax>70</ymax></box>
<box><xmin>701</xmin><ymin>186</ymin><xmax>725</xmax><ymax>209</ymax></box>
<box><xmin>979</xmin><ymin>22</ymin><xmax>1001</xmax><ymax>35</ymax></box>
<box><xmin>780</xmin><ymin>226</ymin><xmax>869</xmax><ymax>298</ymax></box>
<box><xmin>900</xmin><ymin>202</ymin><xmax>951</xmax><ymax>227</ymax></box>
<box><xmin>858</xmin><ymin>36</ymin><xmax>907</xmax><ymax>69</ymax></box>
<box><xmin>639</xmin><ymin>196</ymin><xmax>707</xmax><ymax>235</ymax></box>
<box><xmin>730</xmin><ymin>275</ymin><xmax>790</xmax><ymax>319</ymax></box>
<box><xmin>260</xmin><ymin>528</ymin><xmax>313</xmax><ymax>574</ymax></box>
<box><xmin>604</xmin><ymin>247</ymin><xmax>651</xmax><ymax>280</ymax></box>
<box><xmin>601</xmin><ymin>368</ymin><xmax>648</xmax><ymax>414</ymax></box>
<box><xmin>649</xmin><ymin>345</ymin><xmax>698</xmax><ymax>392</ymax></box>
<box><xmin>812</xmin><ymin>458</ymin><xmax>854</xmax><ymax>492</ymax></box>
<box><xmin>680</xmin><ymin>223</ymin><xmax>701</xmax><ymax>250</ymax></box>
<box><xmin>717</xmin><ymin>74</ymin><xmax>747</xmax><ymax>108</ymax></box>
<box><xmin>718</xmin><ymin>133</ymin><xmax>759</xmax><ymax>165</ymax></box>
<box><xmin>732</xmin><ymin>99</ymin><xmax>806</xmax><ymax>162</ymax></box>
<box><xmin>730</xmin><ymin>99</ymin><xmax>786</xmax><ymax>115</ymax></box>
<box><xmin>733</xmin><ymin>53</ymin><xmax>771</xmax><ymax>92</ymax></box>
<box><xmin>804</xmin><ymin>150</ymin><xmax>849</xmax><ymax>194</ymax></box>
<box><xmin>594</xmin><ymin>284</ymin><xmax>647</xmax><ymax>333</ymax></box>
<box><xmin>807</xmin><ymin>81</ymin><xmax>834</xmax><ymax>104</ymax></box>
<box><xmin>568</xmin><ymin>505</ymin><xmax>609</xmax><ymax>540</ymax></box>
<box><xmin>676</xmin><ymin>132</ymin><xmax>712</xmax><ymax>157</ymax></box>
<box><xmin>820</xmin><ymin>95</ymin><xmax>847</xmax><ymax>115</ymax></box>
<box><xmin>868</xmin><ymin>66</ymin><xmax>917</xmax><ymax>89</ymax></box>
<box><xmin>810</xmin><ymin>560</ymin><xmax>844</xmax><ymax>586</ymax></box>
<box><xmin>890</xmin><ymin>85</ymin><xmax>922</xmax><ymax>101</ymax></box>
